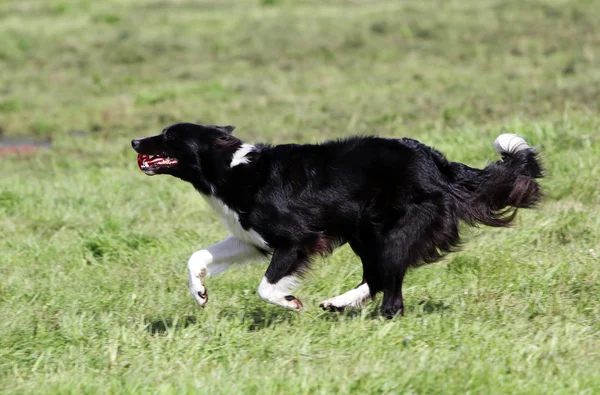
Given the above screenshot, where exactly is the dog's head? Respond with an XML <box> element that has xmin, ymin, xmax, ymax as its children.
<box><xmin>131</xmin><ymin>122</ymin><xmax>238</xmax><ymax>183</ymax></box>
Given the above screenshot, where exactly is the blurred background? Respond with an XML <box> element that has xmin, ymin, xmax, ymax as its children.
<box><xmin>1</xmin><ymin>0</ymin><xmax>599</xmax><ymax>393</ymax></box>
<box><xmin>1</xmin><ymin>0</ymin><xmax>598</xmax><ymax>142</ymax></box>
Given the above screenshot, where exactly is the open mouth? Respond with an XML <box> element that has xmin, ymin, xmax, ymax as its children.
<box><xmin>137</xmin><ymin>154</ymin><xmax>178</xmax><ymax>175</ymax></box>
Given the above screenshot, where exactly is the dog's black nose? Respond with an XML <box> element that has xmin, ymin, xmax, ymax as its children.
<box><xmin>131</xmin><ymin>139</ymin><xmax>140</xmax><ymax>151</ymax></box>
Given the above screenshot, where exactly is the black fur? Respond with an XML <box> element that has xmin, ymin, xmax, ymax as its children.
<box><xmin>132</xmin><ymin>123</ymin><xmax>543</xmax><ymax>318</ymax></box>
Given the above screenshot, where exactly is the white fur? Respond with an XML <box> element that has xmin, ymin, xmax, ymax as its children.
<box><xmin>202</xmin><ymin>195</ymin><xmax>269</xmax><ymax>250</ymax></box>
<box><xmin>320</xmin><ymin>283</ymin><xmax>371</xmax><ymax>310</ymax></box>
<box><xmin>230</xmin><ymin>144</ymin><xmax>255</xmax><ymax>167</ymax></box>
<box><xmin>493</xmin><ymin>134</ymin><xmax>530</xmax><ymax>155</ymax></box>
<box><xmin>258</xmin><ymin>276</ymin><xmax>302</xmax><ymax>311</ymax></box>
<box><xmin>188</xmin><ymin>237</ymin><xmax>266</xmax><ymax>306</ymax></box>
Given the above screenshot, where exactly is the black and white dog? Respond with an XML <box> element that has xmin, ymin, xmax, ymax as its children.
<box><xmin>131</xmin><ymin>123</ymin><xmax>543</xmax><ymax>318</ymax></box>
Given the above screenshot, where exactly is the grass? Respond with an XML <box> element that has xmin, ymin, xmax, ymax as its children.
<box><xmin>1</xmin><ymin>0</ymin><xmax>599</xmax><ymax>393</ymax></box>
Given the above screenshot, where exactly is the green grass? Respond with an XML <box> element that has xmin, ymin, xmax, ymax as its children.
<box><xmin>1</xmin><ymin>0</ymin><xmax>600</xmax><ymax>393</ymax></box>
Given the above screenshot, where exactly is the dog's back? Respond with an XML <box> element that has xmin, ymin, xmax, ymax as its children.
<box><xmin>244</xmin><ymin>135</ymin><xmax>541</xmax><ymax>248</ymax></box>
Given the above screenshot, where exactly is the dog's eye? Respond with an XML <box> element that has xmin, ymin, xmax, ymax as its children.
<box><xmin>164</xmin><ymin>130</ymin><xmax>174</xmax><ymax>141</ymax></box>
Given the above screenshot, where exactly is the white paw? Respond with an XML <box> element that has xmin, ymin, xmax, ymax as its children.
<box><xmin>282</xmin><ymin>296</ymin><xmax>303</xmax><ymax>312</ymax></box>
<box><xmin>189</xmin><ymin>273</ymin><xmax>208</xmax><ymax>307</ymax></box>
<box><xmin>319</xmin><ymin>297</ymin><xmax>347</xmax><ymax>312</ymax></box>
<box><xmin>319</xmin><ymin>283</ymin><xmax>371</xmax><ymax>312</ymax></box>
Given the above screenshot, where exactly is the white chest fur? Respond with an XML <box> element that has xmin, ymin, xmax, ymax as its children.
<box><xmin>202</xmin><ymin>195</ymin><xmax>269</xmax><ymax>250</ymax></box>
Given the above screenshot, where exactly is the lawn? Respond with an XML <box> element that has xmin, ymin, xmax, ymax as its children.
<box><xmin>1</xmin><ymin>0</ymin><xmax>599</xmax><ymax>393</ymax></box>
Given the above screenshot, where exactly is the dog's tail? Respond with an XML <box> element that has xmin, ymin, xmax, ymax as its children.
<box><xmin>453</xmin><ymin>134</ymin><xmax>544</xmax><ymax>227</ymax></box>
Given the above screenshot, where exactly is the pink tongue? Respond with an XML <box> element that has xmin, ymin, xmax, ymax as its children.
<box><xmin>148</xmin><ymin>156</ymin><xmax>165</xmax><ymax>164</ymax></box>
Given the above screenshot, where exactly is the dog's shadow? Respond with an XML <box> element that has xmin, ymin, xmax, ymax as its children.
<box><xmin>410</xmin><ymin>299</ymin><xmax>452</xmax><ymax>315</ymax></box>
<box><xmin>145</xmin><ymin>299</ymin><xmax>452</xmax><ymax>335</ymax></box>
<box><xmin>145</xmin><ymin>308</ymin><xmax>298</xmax><ymax>334</ymax></box>
<box><xmin>219</xmin><ymin>298</ymin><xmax>453</xmax><ymax>330</ymax></box>
<box><xmin>146</xmin><ymin>315</ymin><xmax>198</xmax><ymax>335</ymax></box>
<box><xmin>216</xmin><ymin>305</ymin><xmax>299</xmax><ymax>330</ymax></box>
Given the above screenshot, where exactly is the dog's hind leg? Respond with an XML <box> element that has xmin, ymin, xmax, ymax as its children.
<box><xmin>378</xmin><ymin>203</ymin><xmax>459</xmax><ymax>318</ymax></box>
<box><xmin>258</xmin><ymin>246</ymin><xmax>309</xmax><ymax>311</ymax></box>
<box><xmin>380</xmin><ymin>266</ymin><xmax>408</xmax><ymax>319</ymax></box>
<box><xmin>188</xmin><ymin>236</ymin><xmax>266</xmax><ymax>307</ymax></box>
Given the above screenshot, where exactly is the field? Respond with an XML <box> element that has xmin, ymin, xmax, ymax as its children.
<box><xmin>1</xmin><ymin>0</ymin><xmax>600</xmax><ymax>393</ymax></box>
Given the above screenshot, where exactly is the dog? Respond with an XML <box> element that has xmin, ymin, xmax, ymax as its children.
<box><xmin>131</xmin><ymin>123</ymin><xmax>543</xmax><ymax>318</ymax></box>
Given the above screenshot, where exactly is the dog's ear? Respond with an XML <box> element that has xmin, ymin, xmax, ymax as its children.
<box><xmin>212</xmin><ymin>125</ymin><xmax>236</xmax><ymax>135</ymax></box>
<box><xmin>215</xmin><ymin>133</ymin><xmax>239</xmax><ymax>150</ymax></box>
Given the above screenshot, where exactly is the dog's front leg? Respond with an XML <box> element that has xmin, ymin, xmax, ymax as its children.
<box><xmin>319</xmin><ymin>281</ymin><xmax>372</xmax><ymax>312</ymax></box>
<box><xmin>257</xmin><ymin>247</ymin><xmax>307</xmax><ymax>311</ymax></box>
<box><xmin>188</xmin><ymin>236</ymin><xmax>266</xmax><ymax>307</ymax></box>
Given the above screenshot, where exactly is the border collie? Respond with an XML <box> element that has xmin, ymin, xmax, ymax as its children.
<box><xmin>131</xmin><ymin>123</ymin><xmax>543</xmax><ymax>318</ymax></box>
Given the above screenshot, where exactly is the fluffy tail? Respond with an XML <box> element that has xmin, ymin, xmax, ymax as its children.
<box><xmin>457</xmin><ymin>134</ymin><xmax>544</xmax><ymax>227</ymax></box>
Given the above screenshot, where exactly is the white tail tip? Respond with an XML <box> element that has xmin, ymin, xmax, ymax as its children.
<box><xmin>493</xmin><ymin>134</ymin><xmax>530</xmax><ymax>155</ymax></box>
